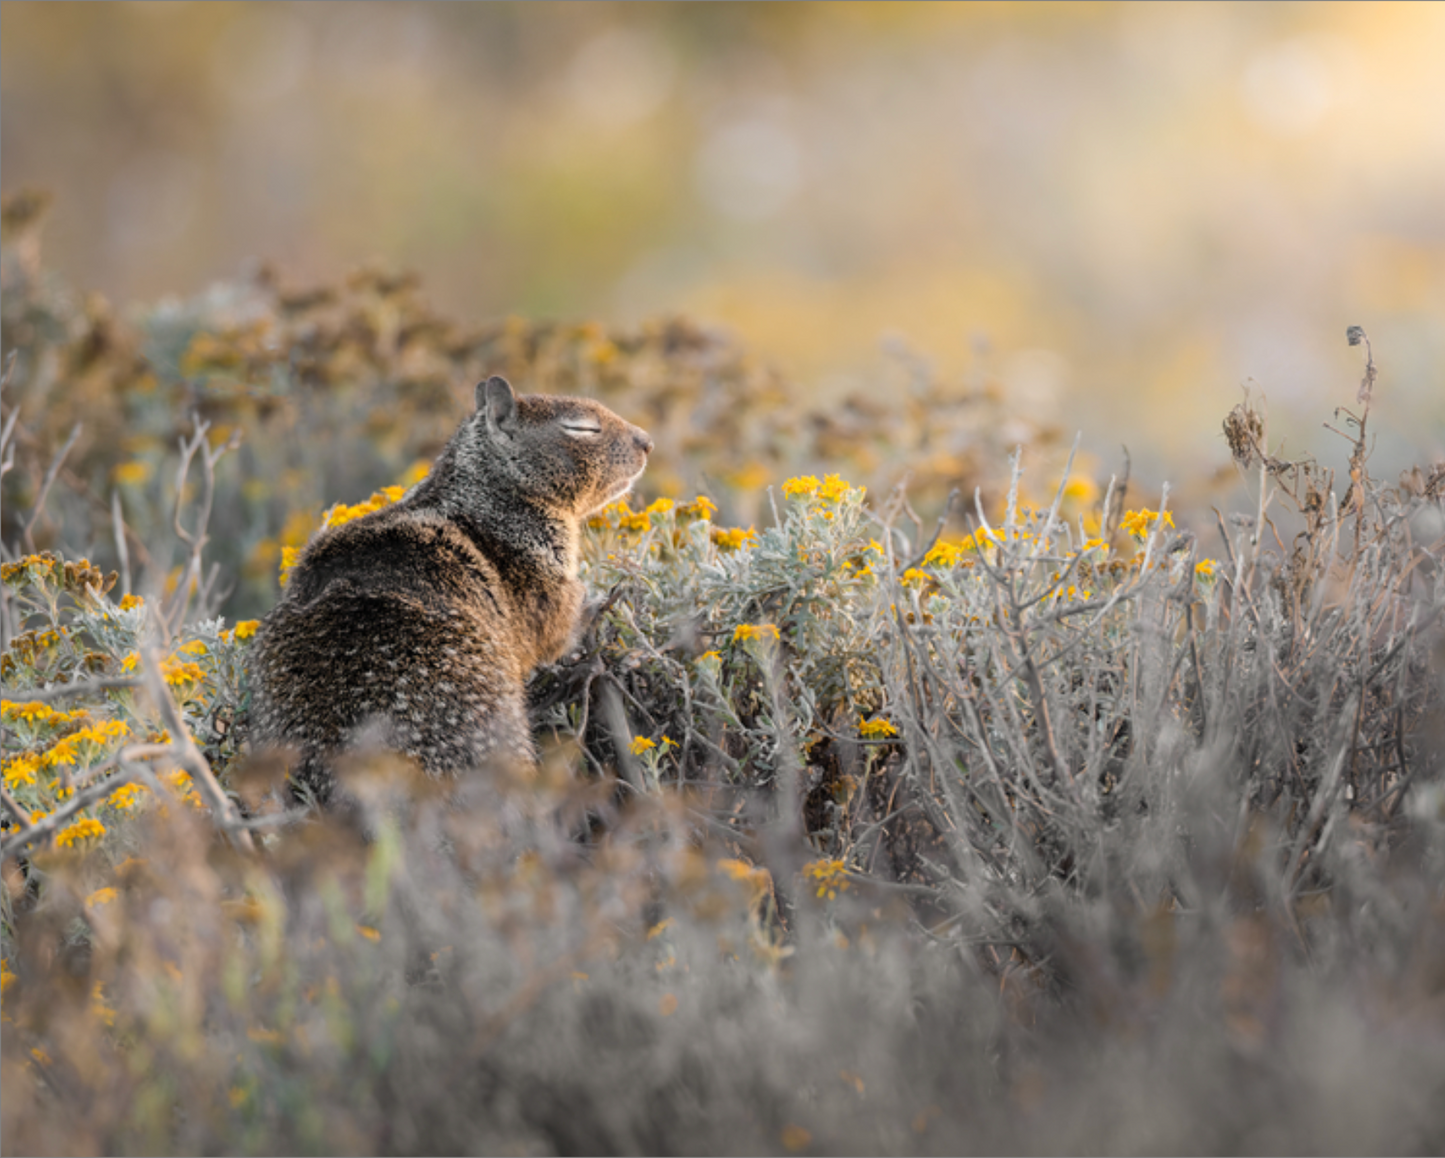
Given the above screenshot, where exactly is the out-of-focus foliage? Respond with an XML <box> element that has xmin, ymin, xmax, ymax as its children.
<box><xmin>1</xmin><ymin>202</ymin><xmax>1062</xmax><ymax>619</ymax></box>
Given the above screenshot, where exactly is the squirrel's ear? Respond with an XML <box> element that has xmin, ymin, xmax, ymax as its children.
<box><xmin>478</xmin><ymin>376</ymin><xmax>517</xmax><ymax>432</ymax></box>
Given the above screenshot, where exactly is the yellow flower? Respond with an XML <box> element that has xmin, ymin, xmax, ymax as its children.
<box><xmin>781</xmin><ymin>475</ymin><xmax>820</xmax><ymax>499</ymax></box>
<box><xmin>923</xmin><ymin>539</ymin><xmax>966</xmax><ymax>568</ymax></box>
<box><xmin>3</xmin><ymin>752</ymin><xmax>41</xmax><ymax>789</ymax></box>
<box><xmin>781</xmin><ymin>1125</ymin><xmax>813</xmax><ymax>1152</ymax></box>
<box><xmin>112</xmin><ymin>460</ymin><xmax>152</xmax><ymax>488</ymax></box>
<box><xmin>1120</xmin><ymin>508</ymin><xmax>1175</xmax><ymax>539</ymax></box>
<box><xmin>85</xmin><ymin>887</ymin><xmax>118</xmax><ymax>909</ymax></box>
<box><xmin>107</xmin><ymin>782</ymin><xmax>147</xmax><ymax>811</ymax></box>
<box><xmin>645</xmin><ymin>497</ymin><xmax>675</xmax><ymax>516</ymax></box>
<box><xmin>355</xmin><ymin>924</ymin><xmax>381</xmax><ymax>942</ymax></box>
<box><xmin>1</xmin><ymin>700</ymin><xmax>60</xmax><ymax>726</ymax></box>
<box><xmin>55</xmin><ymin>817</ymin><xmax>106</xmax><ymax>848</ymax></box>
<box><xmin>629</xmin><ymin>736</ymin><xmax>656</xmax><ymax>756</ymax></box>
<box><xmin>679</xmin><ymin>495</ymin><xmax>717</xmax><ymax>521</ymax></box>
<box><xmin>613</xmin><ymin>502</ymin><xmax>652</xmax><ymax>533</ymax></box>
<box><xmin>732</xmin><ymin>623</ymin><xmax>780</xmax><ymax>644</ymax></box>
<box><xmin>858</xmin><ymin>717</ymin><xmax>898</xmax><ymax>739</ymax></box>
<box><xmin>1195</xmin><ymin>558</ymin><xmax>1218</xmax><ymax>580</ymax></box>
<box><xmin>117</xmin><ymin>593</ymin><xmax>144</xmax><ymax>611</ymax></box>
<box><xmin>817</xmin><ymin>473</ymin><xmax>852</xmax><ymax>502</ymax></box>
<box><xmin>1080</xmin><ymin>537</ymin><xmax>1108</xmax><ymax>552</ymax></box>
<box><xmin>803</xmin><ymin>858</ymin><xmax>850</xmax><ymax>900</ymax></box>
<box><xmin>900</xmin><ymin>568</ymin><xmax>930</xmax><ymax>587</ymax></box>
<box><xmin>223</xmin><ymin>619</ymin><xmax>260</xmax><ymax>643</ymax></box>
<box><xmin>279</xmin><ymin>546</ymin><xmax>302</xmax><ymax>587</ymax></box>
<box><xmin>1</xmin><ymin>960</ymin><xmax>16</xmax><ymax>996</ymax></box>
<box><xmin>176</xmin><ymin>639</ymin><xmax>208</xmax><ymax>658</ymax></box>
<box><xmin>1063</xmin><ymin>474</ymin><xmax>1099</xmax><ymax>504</ymax></box>
<box><xmin>711</xmin><ymin>526</ymin><xmax>758</xmax><ymax>551</ymax></box>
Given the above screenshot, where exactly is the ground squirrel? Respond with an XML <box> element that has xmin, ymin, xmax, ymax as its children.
<box><xmin>249</xmin><ymin>376</ymin><xmax>652</xmax><ymax>803</ymax></box>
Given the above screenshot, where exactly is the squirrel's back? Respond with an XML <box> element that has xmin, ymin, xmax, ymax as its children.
<box><xmin>249</xmin><ymin>376</ymin><xmax>651</xmax><ymax>803</ymax></box>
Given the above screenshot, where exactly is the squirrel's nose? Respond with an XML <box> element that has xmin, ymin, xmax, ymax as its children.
<box><xmin>635</xmin><ymin>429</ymin><xmax>654</xmax><ymax>456</ymax></box>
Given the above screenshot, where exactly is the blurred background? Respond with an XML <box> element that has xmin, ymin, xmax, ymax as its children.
<box><xmin>3</xmin><ymin>0</ymin><xmax>1444</xmax><ymax>489</ymax></box>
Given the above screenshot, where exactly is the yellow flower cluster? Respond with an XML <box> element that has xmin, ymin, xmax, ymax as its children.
<box><xmin>732</xmin><ymin>623</ymin><xmax>780</xmax><ymax>644</ymax></box>
<box><xmin>55</xmin><ymin>817</ymin><xmax>106</xmax><ymax>848</ymax></box>
<box><xmin>803</xmin><ymin>858</ymin><xmax>850</xmax><ymax>900</ymax></box>
<box><xmin>900</xmin><ymin>568</ymin><xmax>931</xmax><ymax>588</ymax></box>
<box><xmin>629</xmin><ymin>736</ymin><xmax>656</xmax><ymax>755</ymax></box>
<box><xmin>711</xmin><ymin>526</ymin><xmax>758</xmax><ymax>551</ymax></box>
<box><xmin>107</xmin><ymin>782</ymin><xmax>147</xmax><ymax>811</ymax></box>
<box><xmin>3</xmin><ymin>752</ymin><xmax>42</xmax><ymax>789</ymax></box>
<box><xmin>781</xmin><ymin>473</ymin><xmax>854</xmax><ymax>502</ymax></box>
<box><xmin>1</xmin><ymin>700</ymin><xmax>88</xmax><ymax>727</ymax></box>
<box><xmin>1195</xmin><ymin>559</ymin><xmax>1218</xmax><ymax>580</ymax></box>
<box><xmin>1120</xmin><ymin>508</ymin><xmax>1175</xmax><ymax>539</ymax></box>
<box><xmin>41</xmin><ymin>720</ymin><xmax>130</xmax><ymax>769</ymax></box>
<box><xmin>221</xmin><ymin>619</ymin><xmax>260</xmax><ymax>643</ymax></box>
<box><xmin>320</xmin><ymin>486</ymin><xmax>408</xmax><ymax>532</ymax></box>
<box><xmin>678</xmin><ymin>495</ymin><xmax>717</xmax><ymax>521</ymax></box>
<box><xmin>858</xmin><ymin>717</ymin><xmax>898</xmax><ymax>739</ymax></box>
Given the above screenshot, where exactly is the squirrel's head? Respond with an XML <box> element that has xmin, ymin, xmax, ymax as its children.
<box><xmin>469</xmin><ymin>376</ymin><xmax>652</xmax><ymax>517</ymax></box>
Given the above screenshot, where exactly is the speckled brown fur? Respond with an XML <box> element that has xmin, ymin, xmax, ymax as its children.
<box><xmin>249</xmin><ymin>376</ymin><xmax>651</xmax><ymax>804</ymax></box>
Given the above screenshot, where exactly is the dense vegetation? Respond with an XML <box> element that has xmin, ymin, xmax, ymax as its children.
<box><xmin>3</xmin><ymin>204</ymin><xmax>1445</xmax><ymax>1155</ymax></box>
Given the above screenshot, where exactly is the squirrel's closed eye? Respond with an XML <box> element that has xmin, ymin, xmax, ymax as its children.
<box><xmin>561</xmin><ymin>420</ymin><xmax>602</xmax><ymax>436</ymax></box>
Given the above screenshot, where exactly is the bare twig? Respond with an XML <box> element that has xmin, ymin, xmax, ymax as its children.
<box><xmin>21</xmin><ymin>421</ymin><xmax>82</xmax><ymax>554</ymax></box>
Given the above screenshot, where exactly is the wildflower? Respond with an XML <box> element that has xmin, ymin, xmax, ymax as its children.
<box><xmin>781</xmin><ymin>1126</ymin><xmax>813</xmax><ymax>1152</ymax></box>
<box><xmin>858</xmin><ymin>717</ymin><xmax>898</xmax><ymax>739</ymax></box>
<box><xmin>679</xmin><ymin>495</ymin><xmax>717</xmax><ymax>521</ymax></box>
<box><xmin>1</xmin><ymin>701</ymin><xmax>60</xmax><ymax>726</ymax></box>
<box><xmin>629</xmin><ymin>736</ymin><xmax>656</xmax><ymax>756</ymax></box>
<box><xmin>55</xmin><ymin>817</ymin><xmax>106</xmax><ymax>848</ymax></box>
<box><xmin>117</xmin><ymin>593</ymin><xmax>144</xmax><ymax>611</ymax></box>
<box><xmin>1195</xmin><ymin>558</ymin><xmax>1218</xmax><ymax>580</ymax></box>
<box><xmin>228</xmin><ymin>1087</ymin><xmax>249</xmax><ymax>1109</ymax></box>
<box><xmin>1120</xmin><ymin>508</ymin><xmax>1175</xmax><ymax>540</ymax></box>
<box><xmin>279</xmin><ymin>546</ymin><xmax>302</xmax><ymax>587</ymax></box>
<box><xmin>900</xmin><ymin>568</ymin><xmax>930</xmax><ymax>587</ymax></box>
<box><xmin>107</xmin><ymin>782</ymin><xmax>147</xmax><ymax>811</ymax></box>
<box><xmin>923</xmin><ymin>539</ymin><xmax>966</xmax><ymax>568</ymax></box>
<box><xmin>817</xmin><ymin>473</ymin><xmax>852</xmax><ymax>502</ymax></box>
<box><xmin>112</xmin><ymin>460</ymin><xmax>151</xmax><ymax>488</ymax></box>
<box><xmin>2</xmin><ymin>753</ymin><xmax>40</xmax><ymax>789</ymax></box>
<box><xmin>711</xmin><ymin>526</ymin><xmax>758</xmax><ymax>551</ymax></box>
<box><xmin>355</xmin><ymin>924</ymin><xmax>381</xmax><ymax>942</ymax></box>
<box><xmin>85</xmin><ymin>887</ymin><xmax>118</xmax><ymax>909</ymax></box>
<box><xmin>1080</xmin><ymin>537</ymin><xmax>1108</xmax><ymax>552</ymax></box>
<box><xmin>616</xmin><ymin>503</ymin><xmax>652</xmax><ymax>533</ymax></box>
<box><xmin>1</xmin><ymin>960</ymin><xmax>15</xmax><ymax>996</ymax></box>
<box><xmin>222</xmin><ymin>619</ymin><xmax>260</xmax><ymax>643</ymax></box>
<box><xmin>246</xmin><ymin>1026</ymin><xmax>284</xmax><ymax>1045</ymax></box>
<box><xmin>803</xmin><ymin>858</ymin><xmax>850</xmax><ymax>900</ymax></box>
<box><xmin>175</xmin><ymin>639</ymin><xmax>208</xmax><ymax>658</ymax></box>
<box><xmin>1063</xmin><ymin>474</ymin><xmax>1099</xmax><ymax>504</ymax></box>
<box><xmin>781</xmin><ymin>475</ymin><xmax>820</xmax><ymax>499</ymax></box>
<box><xmin>645</xmin><ymin>497</ymin><xmax>675</xmax><ymax>516</ymax></box>
<box><xmin>732</xmin><ymin>623</ymin><xmax>780</xmax><ymax>644</ymax></box>
<box><xmin>696</xmin><ymin>650</ymin><xmax>722</xmax><ymax>665</ymax></box>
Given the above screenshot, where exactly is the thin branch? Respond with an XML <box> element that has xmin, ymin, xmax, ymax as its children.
<box><xmin>21</xmin><ymin>421</ymin><xmax>82</xmax><ymax>554</ymax></box>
